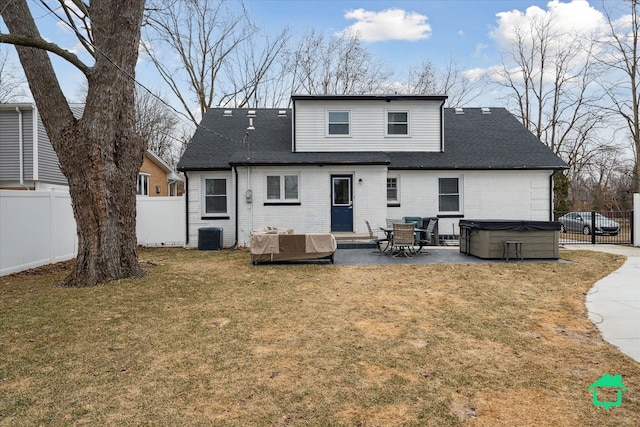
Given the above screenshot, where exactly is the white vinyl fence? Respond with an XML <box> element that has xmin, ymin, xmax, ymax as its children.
<box><xmin>0</xmin><ymin>190</ymin><xmax>185</xmax><ymax>276</ymax></box>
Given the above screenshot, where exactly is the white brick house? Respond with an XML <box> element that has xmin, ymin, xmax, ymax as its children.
<box><xmin>177</xmin><ymin>95</ymin><xmax>567</xmax><ymax>248</ymax></box>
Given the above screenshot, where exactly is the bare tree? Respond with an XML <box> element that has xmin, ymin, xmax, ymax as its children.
<box><xmin>142</xmin><ymin>0</ymin><xmax>289</xmax><ymax>123</ymax></box>
<box><xmin>135</xmin><ymin>87</ymin><xmax>183</xmax><ymax>165</ymax></box>
<box><xmin>494</xmin><ymin>13</ymin><xmax>607</xmax><ymax>209</ymax></box>
<box><xmin>288</xmin><ymin>29</ymin><xmax>392</xmax><ymax>96</ymax></box>
<box><xmin>406</xmin><ymin>57</ymin><xmax>489</xmax><ymax>107</ymax></box>
<box><xmin>1</xmin><ymin>0</ymin><xmax>146</xmax><ymax>286</ymax></box>
<box><xmin>405</xmin><ymin>61</ymin><xmax>438</xmax><ymax>94</ymax></box>
<box><xmin>221</xmin><ymin>27</ymin><xmax>290</xmax><ymax>108</ymax></box>
<box><xmin>599</xmin><ymin>0</ymin><xmax>640</xmax><ymax>193</ymax></box>
<box><xmin>0</xmin><ymin>48</ymin><xmax>27</xmax><ymax>102</ymax></box>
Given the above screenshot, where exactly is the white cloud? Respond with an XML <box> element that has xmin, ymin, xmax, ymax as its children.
<box><xmin>472</xmin><ymin>43</ymin><xmax>488</xmax><ymax>59</ymax></box>
<box><xmin>336</xmin><ymin>8</ymin><xmax>431</xmax><ymax>42</ymax></box>
<box><xmin>490</xmin><ymin>0</ymin><xmax>605</xmax><ymax>49</ymax></box>
<box><xmin>465</xmin><ymin>0</ymin><xmax>609</xmax><ymax>86</ymax></box>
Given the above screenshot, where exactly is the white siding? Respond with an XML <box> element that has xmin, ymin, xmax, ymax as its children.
<box><xmin>294</xmin><ymin>99</ymin><xmax>442</xmax><ymax>152</ymax></box>
<box><xmin>186</xmin><ymin>166</ymin><xmax>390</xmax><ymax>248</ymax></box>
<box><xmin>236</xmin><ymin>165</ymin><xmax>388</xmax><ymax>246</ymax></box>
<box><xmin>185</xmin><ymin>167</ymin><xmax>554</xmax><ymax>247</ymax></box>
<box><xmin>185</xmin><ymin>171</ymin><xmax>236</xmax><ymax>248</ymax></box>
<box><xmin>386</xmin><ymin>170</ymin><xmax>553</xmax><ymax>236</ymax></box>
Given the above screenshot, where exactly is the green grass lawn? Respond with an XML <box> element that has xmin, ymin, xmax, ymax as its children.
<box><xmin>1</xmin><ymin>248</ymin><xmax>638</xmax><ymax>426</ymax></box>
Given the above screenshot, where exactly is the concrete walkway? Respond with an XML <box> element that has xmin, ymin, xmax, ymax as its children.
<box><xmin>565</xmin><ymin>244</ymin><xmax>640</xmax><ymax>363</ymax></box>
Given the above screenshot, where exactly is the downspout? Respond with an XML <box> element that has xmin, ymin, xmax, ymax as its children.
<box><xmin>292</xmin><ymin>99</ymin><xmax>296</xmax><ymax>152</ymax></box>
<box><xmin>233</xmin><ymin>166</ymin><xmax>239</xmax><ymax>248</ymax></box>
<box><xmin>184</xmin><ymin>172</ymin><xmax>189</xmax><ymax>245</ymax></box>
<box><xmin>549</xmin><ymin>171</ymin><xmax>555</xmax><ymax>222</ymax></box>
<box><xmin>440</xmin><ymin>99</ymin><xmax>446</xmax><ymax>152</ymax></box>
<box><xmin>15</xmin><ymin>107</ymin><xmax>29</xmax><ymax>190</ymax></box>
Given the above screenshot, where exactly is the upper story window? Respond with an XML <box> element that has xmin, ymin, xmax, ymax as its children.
<box><xmin>137</xmin><ymin>173</ymin><xmax>150</xmax><ymax>196</ymax></box>
<box><xmin>438</xmin><ymin>177</ymin><xmax>461</xmax><ymax>213</ymax></box>
<box><xmin>204</xmin><ymin>178</ymin><xmax>228</xmax><ymax>215</ymax></box>
<box><xmin>327</xmin><ymin>111</ymin><xmax>350</xmax><ymax>136</ymax></box>
<box><xmin>267</xmin><ymin>174</ymin><xmax>299</xmax><ymax>201</ymax></box>
<box><xmin>386</xmin><ymin>111</ymin><xmax>409</xmax><ymax>136</ymax></box>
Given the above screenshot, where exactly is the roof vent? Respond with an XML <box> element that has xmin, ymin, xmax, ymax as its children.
<box><xmin>223</xmin><ymin>110</ymin><xmax>232</xmax><ymax>116</ymax></box>
<box><xmin>481</xmin><ymin>107</ymin><xmax>491</xmax><ymax>114</ymax></box>
<box><xmin>247</xmin><ymin>110</ymin><xmax>256</xmax><ymax>117</ymax></box>
<box><xmin>455</xmin><ymin>107</ymin><xmax>464</xmax><ymax>115</ymax></box>
<box><xmin>277</xmin><ymin>110</ymin><xmax>287</xmax><ymax>117</ymax></box>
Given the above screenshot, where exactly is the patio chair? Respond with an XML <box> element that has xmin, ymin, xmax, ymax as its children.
<box><xmin>390</xmin><ymin>223</ymin><xmax>415</xmax><ymax>257</ymax></box>
<box><xmin>418</xmin><ymin>218</ymin><xmax>438</xmax><ymax>253</ymax></box>
<box><xmin>386</xmin><ymin>218</ymin><xmax>404</xmax><ymax>228</ymax></box>
<box><xmin>365</xmin><ymin>220</ymin><xmax>389</xmax><ymax>253</ymax></box>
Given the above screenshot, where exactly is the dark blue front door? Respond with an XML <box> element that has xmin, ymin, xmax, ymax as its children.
<box><xmin>331</xmin><ymin>175</ymin><xmax>353</xmax><ymax>232</ymax></box>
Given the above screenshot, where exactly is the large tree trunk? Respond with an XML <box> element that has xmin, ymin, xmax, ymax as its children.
<box><xmin>2</xmin><ymin>0</ymin><xmax>146</xmax><ymax>286</ymax></box>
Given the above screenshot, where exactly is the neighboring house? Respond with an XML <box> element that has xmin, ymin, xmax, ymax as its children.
<box><xmin>0</xmin><ymin>103</ymin><xmax>77</xmax><ymax>191</ymax></box>
<box><xmin>138</xmin><ymin>150</ymin><xmax>184</xmax><ymax>197</ymax></box>
<box><xmin>177</xmin><ymin>94</ymin><xmax>567</xmax><ymax>248</ymax></box>
<box><xmin>0</xmin><ymin>103</ymin><xmax>183</xmax><ymax>195</ymax></box>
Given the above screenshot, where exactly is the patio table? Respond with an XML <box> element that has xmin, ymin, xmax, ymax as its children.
<box><xmin>380</xmin><ymin>227</ymin><xmax>428</xmax><ymax>256</ymax></box>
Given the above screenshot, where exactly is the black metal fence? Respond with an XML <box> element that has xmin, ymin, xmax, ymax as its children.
<box><xmin>554</xmin><ymin>210</ymin><xmax>634</xmax><ymax>245</ymax></box>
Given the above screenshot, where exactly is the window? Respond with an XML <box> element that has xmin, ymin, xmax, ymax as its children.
<box><xmin>327</xmin><ymin>111</ymin><xmax>350</xmax><ymax>135</ymax></box>
<box><xmin>387</xmin><ymin>177</ymin><xmax>399</xmax><ymax>202</ymax></box>
<box><xmin>204</xmin><ymin>178</ymin><xmax>227</xmax><ymax>215</ymax></box>
<box><xmin>439</xmin><ymin>177</ymin><xmax>460</xmax><ymax>212</ymax></box>
<box><xmin>386</xmin><ymin>111</ymin><xmax>409</xmax><ymax>135</ymax></box>
<box><xmin>266</xmin><ymin>175</ymin><xmax>299</xmax><ymax>201</ymax></box>
<box><xmin>137</xmin><ymin>173</ymin><xmax>149</xmax><ymax>196</ymax></box>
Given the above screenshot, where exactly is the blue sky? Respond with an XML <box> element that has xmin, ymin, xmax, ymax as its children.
<box><xmin>1</xmin><ymin>1</ymin><xmax>620</xmax><ymax>105</ymax></box>
<box><xmin>242</xmin><ymin>0</ymin><xmax>608</xmax><ymax>80</ymax></box>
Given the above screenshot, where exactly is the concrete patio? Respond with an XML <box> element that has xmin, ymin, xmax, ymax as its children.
<box><xmin>333</xmin><ymin>245</ymin><xmax>566</xmax><ymax>265</ymax></box>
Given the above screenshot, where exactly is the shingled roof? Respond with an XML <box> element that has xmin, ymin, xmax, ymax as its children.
<box><xmin>177</xmin><ymin>107</ymin><xmax>567</xmax><ymax>171</ymax></box>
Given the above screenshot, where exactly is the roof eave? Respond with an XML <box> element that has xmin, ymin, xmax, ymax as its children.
<box><xmin>291</xmin><ymin>94</ymin><xmax>448</xmax><ymax>102</ymax></box>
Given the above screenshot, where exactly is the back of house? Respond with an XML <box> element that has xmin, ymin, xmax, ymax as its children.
<box><xmin>177</xmin><ymin>95</ymin><xmax>567</xmax><ymax>248</ymax></box>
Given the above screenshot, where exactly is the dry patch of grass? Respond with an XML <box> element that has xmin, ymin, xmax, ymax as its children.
<box><xmin>1</xmin><ymin>248</ymin><xmax>638</xmax><ymax>426</ymax></box>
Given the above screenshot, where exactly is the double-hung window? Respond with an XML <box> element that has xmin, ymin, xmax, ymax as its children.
<box><xmin>327</xmin><ymin>111</ymin><xmax>350</xmax><ymax>136</ymax></box>
<box><xmin>137</xmin><ymin>173</ymin><xmax>150</xmax><ymax>196</ymax></box>
<box><xmin>386</xmin><ymin>111</ymin><xmax>409</xmax><ymax>136</ymax></box>
<box><xmin>387</xmin><ymin>177</ymin><xmax>399</xmax><ymax>205</ymax></box>
<box><xmin>438</xmin><ymin>177</ymin><xmax>461</xmax><ymax>213</ymax></box>
<box><xmin>266</xmin><ymin>174</ymin><xmax>299</xmax><ymax>202</ymax></box>
<box><xmin>204</xmin><ymin>178</ymin><xmax>228</xmax><ymax>215</ymax></box>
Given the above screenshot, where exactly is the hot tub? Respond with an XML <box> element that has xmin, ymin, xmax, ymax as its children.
<box><xmin>459</xmin><ymin>220</ymin><xmax>561</xmax><ymax>260</ymax></box>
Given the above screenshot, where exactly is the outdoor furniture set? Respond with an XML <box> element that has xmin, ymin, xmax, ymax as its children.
<box><xmin>366</xmin><ymin>218</ymin><xmax>438</xmax><ymax>257</ymax></box>
<box><xmin>250</xmin><ymin>227</ymin><xmax>337</xmax><ymax>265</ymax></box>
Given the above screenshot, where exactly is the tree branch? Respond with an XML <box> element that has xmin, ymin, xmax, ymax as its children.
<box><xmin>0</xmin><ymin>33</ymin><xmax>90</xmax><ymax>74</ymax></box>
